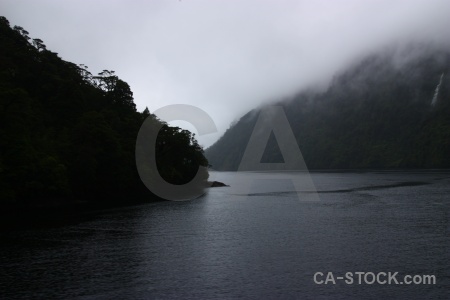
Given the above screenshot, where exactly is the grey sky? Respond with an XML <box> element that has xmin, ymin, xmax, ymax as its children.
<box><xmin>2</xmin><ymin>0</ymin><xmax>450</xmax><ymax>147</ymax></box>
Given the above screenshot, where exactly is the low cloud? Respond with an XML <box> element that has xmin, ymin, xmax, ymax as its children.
<box><xmin>3</xmin><ymin>0</ymin><xmax>450</xmax><ymax>147</ymax></box>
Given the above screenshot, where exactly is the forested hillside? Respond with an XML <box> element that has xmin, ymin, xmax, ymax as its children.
<box><xmin>0</xmin><ymin>17</ymin><xmax>208</xmax><ymax>210</ymax></box>
<box><xmin>206</xmin><ymin>45</ymin><xmax>450</xmax><ymax>170</ymax></box>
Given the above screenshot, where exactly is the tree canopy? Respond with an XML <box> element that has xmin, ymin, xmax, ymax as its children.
<box><xmin>0</xmin><ymin>16</ymin><xmax>209</xmax><ymax>210</ymax></box>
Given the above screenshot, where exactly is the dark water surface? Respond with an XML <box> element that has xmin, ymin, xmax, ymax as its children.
<box><xmin>1</xmin><ymin>171</ymin><xmax>449</xmax><ymax>299</ymax></box>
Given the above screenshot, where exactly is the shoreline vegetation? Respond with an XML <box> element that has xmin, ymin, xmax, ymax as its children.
<box><xmin>0</xmin><ymin>16</ymin><xmax>210</xmax><ymax>223</ymax></box>
<box><xmin>4</xmin><ymin>168</ymin><xmax>445</xmax><ymax>231</ymax></box>
<box><xmin>1</xmin><ymin>180</ymin><xmax>230</xmax><ymax>230</ymax></box>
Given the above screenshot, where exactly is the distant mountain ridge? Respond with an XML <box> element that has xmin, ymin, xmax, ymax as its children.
<box><xmin>205</xmin><ymin>45</ymin><xmax>450</xmax><ymax>170</ymax></box>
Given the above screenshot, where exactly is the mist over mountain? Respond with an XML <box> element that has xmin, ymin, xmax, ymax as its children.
<box><xmin>4</xmin><ymin>0</ymin><xmax>450</xmax><ymax>149</ymax></box>
<box><xmin>205</xmin><ymin>44</ymin><xmax>450</xmax><ymax>170</ymax></box>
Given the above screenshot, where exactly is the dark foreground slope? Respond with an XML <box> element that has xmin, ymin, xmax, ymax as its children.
<box><xmin>0</xmin><ymin>17</ymin><xmax>208</xmax><ymax>214</ymax></box>
<box><xmin>206</xmin><ymin>45</ymin><xmax>450</xmax><ymax>170</ymax></box>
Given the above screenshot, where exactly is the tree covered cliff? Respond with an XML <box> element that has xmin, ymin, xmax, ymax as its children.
<box><xmin>0</xmin><ymin>17</ymin><xmax>208</xmax><ymax>209</ymax></box>
<box><xmin>206</xmin><ymin>44</ymin><xmax>450</xmax><ymax>170</ymax></box>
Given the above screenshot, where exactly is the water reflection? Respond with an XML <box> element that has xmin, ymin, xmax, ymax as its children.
<box><xmin>0</xmin><ymin>171</ymin><xmax>449</xmax><ymax>299</ymax></box>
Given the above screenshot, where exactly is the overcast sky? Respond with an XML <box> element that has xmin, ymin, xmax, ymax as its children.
<box><xmin>2</xmin><ymin>0</ymin><xmax>450</xmax><ymax>147</ymax></box>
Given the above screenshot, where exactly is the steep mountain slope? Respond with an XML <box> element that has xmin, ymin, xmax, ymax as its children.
<box><xmin>206</xmin><ymin>45</ymin><xmax>450</xmax><ymax>170</ymax></box>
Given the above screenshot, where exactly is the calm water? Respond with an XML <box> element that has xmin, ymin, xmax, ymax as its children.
<box><xmin>1</xmin><ymin>171</ymin><xmax>449</xmax><ymax>299</ymax></box>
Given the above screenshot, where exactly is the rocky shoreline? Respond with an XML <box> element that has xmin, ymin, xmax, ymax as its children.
<box><xmin>208</xmin><ymin>181</ymin><xmax>229</xmax><ymax>187</ymax></box>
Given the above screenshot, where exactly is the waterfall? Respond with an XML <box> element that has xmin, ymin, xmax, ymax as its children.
<box><xmin>431</xmin><ymin>73</ymin><xmax>444</xmax><ymax>107</ymax></box>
